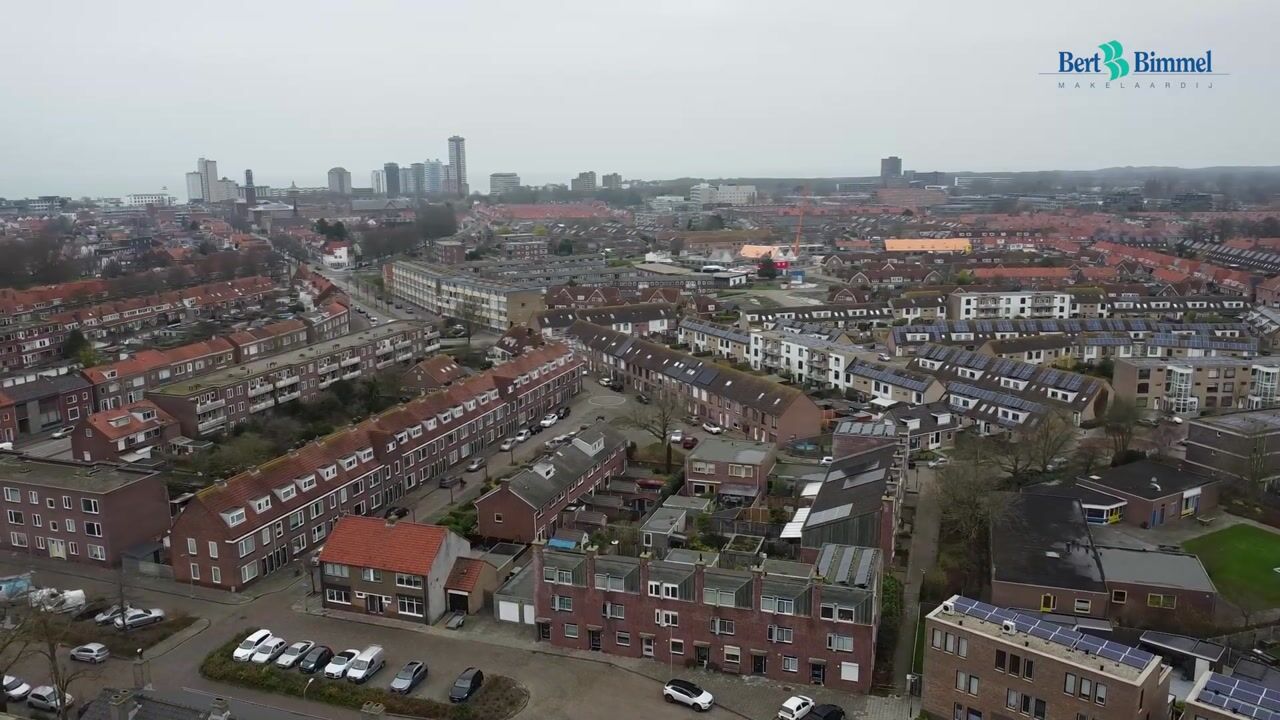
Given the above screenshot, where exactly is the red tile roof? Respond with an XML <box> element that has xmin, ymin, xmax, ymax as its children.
<box><xmin>972</xmin><ymin>267</ymin><xmax>1074</xmax><ymax>280</ymax></box>
<box><xmin>83</xmin><ymin>400</ymin><xmax>176</xmax><ymax>441</ymax></box>
<box><xmin>319</xmin><ymin>516</ymin><xmax>449</xmax><ymax>576</ymax></box>
<box><xmin>445</xmin><ymin>557</ymin><xmax>486</xmax><ymax>592</ymax></box>
<box><xmin>82</xmin><ymin>350</ymin><xmax>169</xmax><ymax>384</ymax></box>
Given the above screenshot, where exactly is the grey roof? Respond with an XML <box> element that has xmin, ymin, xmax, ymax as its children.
<box><xmin>642</xmin><ymin>506</ymin><xmax>686</xmax><ymax>534</ymax></box>
<box><xmin>1191</xmin><ymin>409</ymin><xmax>1280</xmax><ymax>434</ymax></box>
<box><xmin>537</xmin><ymin>303</ymin><xmax>677</xmax><ymax>330</ymax></box>
<box><xmin>680</xmin><ymin>318</ymin><xmax>750</xmax><ymax>344</ymax></box>
<box><xmin>1097</xmin><ymin>546</ymin><xmax>1216</xmax><ymax>592</ymax></box>
<box><xmin>1081</xmin><ymin>459</ymin><xmax>1215</xmax><ymax>500</ymax></box>
<box><xmin>498</xmin><ymin>426</ymin><xmax>627</xmax><ymax>508</ymax></box>
<box><xmin>665</xmin><ymin>548</ymin><xmax>719</xmax><ymax>566</ymax></box>
<box><xmin>1023</xmin><ymin>479</ymin><xmax>1125</xmax><ymax>508</ymax></box>
<box><xmin>989</xmin><ymin>493</ymin><xmax>1106</xmax><ymax>593</ymax></box>
<box><xmin>686</xmin><ymin>437</ymin><xmax>774</xmax><ymax>465</ymax></box>
<box><xmin>661</xmin><ymin>495</ymin><xmax>712</xmax><ymax>512</ymax></box>
<box><xmin>1139</xmin><ymin>631</ymin><xmax>1226</xmax><ymax>662</ymax></box>
<box><xmin>805</xmin><ymin>446</ymin><xmax>895</xmax><ymax>529</ymax></box>
<box><xmin>80</xmin><ymin>689</ymin><xmax>206</xmax><ymax>720</ymax></box>
<box><xmin>0</xmin><ymin>374</ymin><xmax>91</xmax><ymax>403</ymax></box>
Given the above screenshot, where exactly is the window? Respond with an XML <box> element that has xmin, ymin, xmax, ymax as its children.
<box><xmin>326</xmin><ymin>588</ymin><xmax>351</xmax><ymax>604</ymax></box>
<box><xmin>277</xmin><ymin>486</ymin><xmax>296</xmax><ymax>502</ymax></box>
<box><xmin>5</xmin><ymin>510</ymin><xmax>22</xmax><ymax>525</ymax></box>
<box><xmin>1007</xmin><ymin>690</ymin><xmax>1019</xmax><ymax>711</ymax></box>
<box><xmin>84</xmin><ymin>521</ymin><xmax>103</xmax><ymax>537</ymax></box>
<box><xmin>35</xmin><ymin>536</ymin><xmax>44</xmax><ymax>550</ymax></box>
<box><xmin>996</xmin><ymin>650</ymin><xmax>1007</xmax><ymax>671</ymax></box>
<box><xmin>768</xmin><ymin>625</ymin><xmax>793</xmax><ymax>644</ymax></box>
<box><xmin>395</xmin><ymin>573</ymin><xmax>423</xmax><ymax>589</ymax></box>
<box><xmin>1023</xmin><ymin>659</ymin><xmax>1034</xmax><ymax>680</ymax></box>
<box><xmin>1080</xmin><ymin>678</ymin><xmax>1093</xmax><ymax>700</ymax></box>
<box><xmin>932</xmin><ymin>629</ymin><xmax>944</xmax><ymax>649</ymax></box>
<box><xmin>81</xmin><ymin>498</ymin><xmax>100</xmax><ymax>514</ymax></box>
<box><xmin>63</xmin><ymin>519</ymin><xmax>73</xmax><ymax>533</ymax></box>
<box><xmin>493</xmin><ymin>513</ymin><xmax>503</xmax><ymax>524</ymax></box>
<box><xmin>1033</xmin><ymin>699</ymin><xmax>1046</xmax><ymax>720</ymax></box>
<box><xmin>190</xmin><ymin>563</ymin><xmax>200</xmax><ymax>580</ymax></box>
<box><xmin>88</xmin><ymin>544</ymin><xmax>106</xmax><ymax>561</ymax></box>
<box><xmin>783</xmin><ymin>656</ymin><xmax>799</xmax><ymax>673</ymax></box>
<box><xmin>958</xmin><ymin>637</ymin><xmax>968</xmax><ymax>658</ymax></box>
<box><xmin>1074</xmin><ymin>599</ymin><xmax>1091</xmax><ymax>614</ymax></box>
<box><xmin>1039</xmin><ymin>593</ymin><xmax>1056</xmax><ymax>611</ymax></box>
<box><xmin>361</xmin><ymin>568</ymin><xmax>382</xmax><ymax>582</ymax></box>
<box><xmin>594</xmin><ymin>573</ymin><xmax>625</xmax><ymax>592</ymax></box>
<box><xmin>1147</xmin><ymin>593</ymin><xmax>1176</xmax><ymax>609</ymax></box>
<box><xmin>311</xmin><ymin>524</ymin><xmax>326</xmax><ymax>543</ymax></box>
<box><xmin>62</xmin><ymin>496</ymin><xmax>71</xmax><ymax>509</ymax></box>
<box><xmin>762</xmin><ymin>596</ymin><xmax>794</xmax><ymax>615</ymax></box>
<box><xmin>289</xmin><ymin>510</ymin><xmax>304</xmax><ymax>530</ymax></box>
<box><xmin>827</xmin><ymin>634</ymin><xmax>854</xmax><ymax>652</ymax></box>
<box><xmin>661</xmin><ymin>583</ymin><xmax>678</xmax><ymax>599</ymax></box>
<box><xmin>397</xmin><ymin>595</ymin><xmax>424</xmax><ymax>617</ymax></box>
<box><xmin>1064</xmin><ymin>673</ymin><xmax>1077</xmax><ymax>695</ymax></box>
<box><xmin>544</xmin><ymin>567</ymin><xmax>574</xmax><ymax>585</ymax></box>
<box><xmin>670</xmin><ymin>639</ymin><xmax>684</xmax><ymax>655</ymax></box>
<box><xmin>1095</xmin><ymin>683</ymin><xmax>1107</xmax><ymax>706</ymax></box>
<box><xmin>654</xmin><ymin>609</ymin><xmax>678</xmax><ymax>627</ymax></box>
<box><xmin>48</xmin><ymin>521</ymin><xmax>57</xmax><ymax>532</ymax></box>
<box><xmin>211</xmin><ymin>567</ymin><xmax>221</xmax><ymax>584</ymax></box>
<box><xmin>710</xmin><ymin>618</ymin><xmax>735</xmax><ymax>635</ymax></box>
<box><xmin>252</xmin><ymin>496</ymin><xmax>271</xmax><ymax>513</ymax></box>
<box><xmin>563</xmin><ymin>623</ymin><xmax>579</xmax><ymax>639</ymax></box>
<box><xmin>9</xmin><ymin>532</ymin><xmax>26</xmax><ymax>547</ymax></box>
<box><xmin>945</xmin><ymin>633</ymin><xmax>956</xmax><ymax>653</ymax></box>
<box><xmin>68</xmin><ymin>541</ymin><xmax>77</xmax><ymax>555</ymax></box>
<box><xmin>1008</xmin><ymin>655</ymin><xmax>1021</xmax><ymax>676</ymax></box>
<box><xmin>723</xmin><ymin>645</ymin><xmax>741</xmax><ymax>664</ymax></box>
<box><xmin>553</xmin><ymin>595</ymin><xmax>573</xmax><ymax>612</ymax></box>
<box><xmin>602</xmin><ymin>601</ymin><xmax>625</xmax><ymax>619</ymax></box>
<box><xmin>224</xmin><ymin>508</ymin><xmax>245</xmax><ymax>527</ymax></box>
<box><xmin>236</xmin><ymin>536</ymin><xmax>254</xmax><ymax>557</ymax></box>
<box><xmin>2</xmin><ymin>488</ymin><xmax>16</xmax><ymax>503</ymax></box>
<box><xmin>27</xmin><ymin>491</ymin><xmax>37</xmax><ymax>505</ymax></box>
<box><xmin>1111</xmin><ymin>589</ymin><xmax>1127</xmax><ymax>604</ymax></box>
<box><xmin>615</xmin><ymin>632</ymin><xmax>630</xmax><ymax>647</ymax></box>
<box><xmin>240</xmin><ymin>562</ymin><xmax>258</xmax><ymax>583</ymax></box>
<box><xmin>956</xmin><ymin>671</ymin><xmax>979</xmax><ymax>695</ymax></box>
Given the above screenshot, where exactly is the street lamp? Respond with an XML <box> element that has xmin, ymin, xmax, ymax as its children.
<box><xmin>303</xmin><ymin>678</ymin><xmax>315</xmax><ymax>701</ymax></box>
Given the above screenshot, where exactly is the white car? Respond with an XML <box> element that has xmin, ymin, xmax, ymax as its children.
<box><xmin>702</xmin><ymin>422</ymin><xmax>724</xmax><ymax>435</ymax></box>
<box><xmin>113</xmin><ymin>607</ymin><xmax>165</xmax><ymax>629</ymax></box>
<box><xmin>669</xmin><ymin>430</ymin><xmax>684</xmax><ymax>443</ymax></box>
<box><xmin>233</xmin><ymin>629</ymin><xmax>273</xmax><ymax>662</ymax></box>
<box><xmin>927</xmin><ymin>456</ymin><xmax>949</xmax><ymax>469</ymax></box>
<box><xmin>325</xmin><ymin>649</ymin><xmax>360</xmax><ymax>679</ymax></box>
<box><xmin>27</xmin><ymin>686</ymin><xmax>72</xmax><ymax>713</ymax></box>
<box><xmin>275</xmin><ymin>640</ymin><xmax>315</xmax><ymax>669</ymax></box>
<box><xmin>251</xmin><ymin>636</ymin><xmax>288</xmax><ymax>664</ymax></box>
<box><xmin>663</xmin><ymin>679</ymin><xmax>714</xmax><ymax>711</ymax></box>
<box><xmin>499</xmin><ymin>438</ymin><xmax>516</xmax><ymax>451</ymax></box>
<box><xmin>539</xmin><ymin>413</ymin><xmax>559</xmax><ymax>428</ymax></box>
<box><xmin>50</xmin><ymin>426</ymin><xmax>75</xmax><ymax>439</ymax></box>
<box><xmin>94</xmin><ymin>603</ymin><xmax>133</xmax><ymax>625</ymax></box>
<box><xmin>69</xmin><ymin>643</ymin><xmax>109</xmax><ymax>664</ymax></box>
<box><xmin>514</xmin><ymin>429</ymin><xmax>531</xmax><ymax>443</ymax></box>
<box><xmin>3</xmin><ymin>675</ymin><xmax>31</xmax><ymax>702</ymax></box>
<box><xmin>779</xmin><ymin>695</ymin><xmax>815</xmax><ymax>719</ymax></box>
<box><xmin>598</xmin><ymin>376</ymin><xmax>613</xmax><ymax>387</ymax></box>
<box><xmin>820</xmin><ymin>456</ymin><xmax>834</xmax><ymax>466</ymax></box>
<box><xmin>877</xmin><ymin>353</ymin><xmax>892</xmax><ymax>362</ymax></box>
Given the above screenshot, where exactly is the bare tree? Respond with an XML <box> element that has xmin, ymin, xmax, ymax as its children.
<box><xmin>455</xmin><ymin>298</ymin><xmax>487</xmax><ymax>346</ymax></box>
<box><xmin>1022</xmin><ymin>412</ymin><xmax>1077</xmax><ymax>475</ymax></box>
<box><xmin>932</xmin><ymin>461</ymin><xmax>1013</xmax><ymax>546</ymax></box>
<box><xmin>1235</xmin><ymin>418</ymin><xmax>1273</xmax><ymax>492</ymax></box>
<box><xmin>1073</xmin><ymin>437</ymin><xmax>1111</xmax><ymax>476</ymax></box>
<box><xmin>1103</xmin><ymin>397</ymin><xmax>1142</xmax><ymax>458</ymax></box>
<box><xmin>620</xmin><ymin>390</ymin><xmax>683</xmax><ymax>473</ymax></box>
<box><xmin>0</xmin><ymin>602</ymin><xmax>30</xmax><ymax>712</ymax></box>
<box><xmin>28</xmin><ymin>607</ymin><xmax>98</xmax><ymax>720</ymax></box>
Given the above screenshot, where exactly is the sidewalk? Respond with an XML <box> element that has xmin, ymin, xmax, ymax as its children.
<box><xmin>297</xmin><ymin>596</ymin><xmax>909</xmax><ymax>720</ymax></box>
<box><xmin>0</xmin><ymin>550</ymin><xmax>301</xmax><ymax>606</ymax></box>
<box><xmin>891</xmin><ymin>467</ymin><xmax>942</xmax><ymax>691</ymax></box>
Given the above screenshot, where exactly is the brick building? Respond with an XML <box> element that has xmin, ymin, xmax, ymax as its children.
<box><xmin>71</xmin><ymin>399</ymin><xmax>181</xmax><ymax>463</ymax></box>
<box><xmin>0</xmin><ymin>375</ymin><xmax>93</xmax><ymax>443</ymax></box>
<box><xmin>923</xmin><ymin>595</ymin><xmax>1171</xmax><ymax>720</ymax></box>
<box><xmin>682</xmin><ymin>437</ymin><xmax>776</xmax><ymax>501</ymax></box>
<box><xmin>226</xmin><ymin>319</ymin><xmax>309</xmax><ymax>362</ymax></box>
<box><xmin>83</xmin><ymin>338</ymin><xmax>237</xmax><ymax>412</ymax></box>
<box><xmin>533</xmin><ymin>542</ymin><xmax>881</xmax><ymax>693</ymax></box>
<box><xmin>1112</xmin><ymin>357</ymin><xmax>1280</xmax><ymax>415</ymax></box>
<box><xmin>0</xmin><ymin>453</ymin><xmax>171</xmax><ymax>566</ymax></box>
<box><xmin>1184</xmin><ymin>410</ymin><xmax>1280</xmax><ymax>487</ymax></box>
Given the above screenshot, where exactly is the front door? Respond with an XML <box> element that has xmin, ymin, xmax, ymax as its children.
<box><xmin>367</xmin><ymin>595</ymin><xmax>385</xmax><ymax>614</ymax></box>
<box><xmin>695</xmin><ymin>646</ymin><xmax>710</xmax><ymax>667</ymax></box>
<box><xmin>588</xmin><ymin>630</ymin><xmax>601</xmax><ymax>651</ymax></box>
<box><xmin>47</xmin><ymin>539</ymin><xmax>65</xmax><ymax>560</ymax></box>
<box><xmin>810</xmin><ymin>662</ymin><xmax>825</xmax><ymax>686</ymax></box>
<box><xmin>752</xmin><ymin>654</ymin><xmax>767</xmax><ymax>675</ymax></box>
<box><xmin>642</xmin><ymin>637</ymin><xmax>654</xmax><ymax>657</ymax></box>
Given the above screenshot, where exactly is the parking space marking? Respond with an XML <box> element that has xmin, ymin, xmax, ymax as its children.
<box><xmin>588</xmin><ymin>396</ymin><xmax>626</xmax><ymax>407</ymax></box>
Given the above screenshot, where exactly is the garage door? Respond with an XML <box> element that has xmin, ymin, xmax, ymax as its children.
<box><xmin>498</xmin><ymin>600</ymin><xmax>521</xmax><ymax>623</ymax></box>
<box><xmin>521</xmin><ymin>604</ymin><xmax>535</xmax><ymax>625</ymax></box>
<box><xmin>840</xmin><ymin>662</ymin><xmax>860</xmax><ymax>682</ymax></box>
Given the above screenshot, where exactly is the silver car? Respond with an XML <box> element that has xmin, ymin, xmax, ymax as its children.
<box><xmin>70</xmin><ymin>643</ymin><xmax>109</xmax><ymax>664</ymax></box>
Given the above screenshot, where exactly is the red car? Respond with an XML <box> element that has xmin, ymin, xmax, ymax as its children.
<box><xmin>681</xmin><ymin>436</ymin><xmax>699</xmax><ymax>450</ymax></box>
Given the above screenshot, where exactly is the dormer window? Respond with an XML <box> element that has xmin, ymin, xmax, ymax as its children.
<box><xmin>408</xmin><ymin>426</ymin><xmax>422</xmax><ymax>438</ymax></box>
<box><xmin>296</xmin><ymin>475</ymin><xmax>316</xmax><ymax>492</ymax></box>
<box><xmin>276</xmin><ymin>485</ymin><xmax>297</xmax><ymax>502</ymax></box>
<box><xmin>340</xmin><ymin>455</ymin><xmax>358</xmax><ymax>471</ymax></box>
<box><xmin>464</xmin><ymin>400</ymin><xmax>476</xmax><ymax>411</ymax></box>
<box><xmin>357</xmin><ymin>448</ymin><xmax>374</xmax><ymax>463</ymax></box>
<box><xmin>222</xmin><ymin>508</ymin><xmax>246</xmax><ymax>527</ymax></box>
<box><xmin>426</xmin><ymin>419</ymin><xmax>437</xmax><ymax>431</ymax></box>
<box><xmin>252</xmin><ymin>496</ymin><xmax>272</xmax><ymax>513</ymax></box>
<box><xmin>319</xmin><ymin>465</ymin><xmax>337</xmax><ymax>481</ymax></box>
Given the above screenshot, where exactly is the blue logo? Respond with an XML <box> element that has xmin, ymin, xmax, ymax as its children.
<box><xmin>1056</xmin><ymin>40</ymin><xmax>1216</xmax><ymax>78</ymax></box>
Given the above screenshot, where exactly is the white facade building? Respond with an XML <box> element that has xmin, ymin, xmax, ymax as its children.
<box><xmin>690</xmin><ymin>183</ymin><xmax>757</xmax><ymax>206</ymax></box>
<box><xmin>371</xmin><ymin>170</ymin><xmax>386</xmax><ymax>195</ymax></box>
<box><xmin>123</xmin><ymin>193</ymin><xmax>176</xmax><ymax>207</ymax></box>
<box><xmin>489</xmin><ymin>173</ymin><xmax>521</xmax><ymax>196</ymax></box>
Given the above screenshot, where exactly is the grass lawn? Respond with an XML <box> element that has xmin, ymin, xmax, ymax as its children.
<box><xmin>1183</xmin><ymin>524</ymin><xmax>1280</xmax><ymax>608</ymax></box>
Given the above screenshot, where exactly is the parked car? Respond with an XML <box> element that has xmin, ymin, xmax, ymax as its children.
<box><xmin>500</xmin><ymin>438</ymin><xmax>516</xmax><ymax>451</ymax></box>
<box><xmin>1136</xmin><ymin>417</ymin><xmax>1159</xmax><ymax>427</ymax></box>
<box><xmin>877</xmin><ymin>353</ymin><xmax>892</xmax><ymax>362</ymax></box>
<box><xmin>810</xmin><ymin>704</ymin><xmax>847</xmax><ymax>720</ymax></box>
<box><xmin>608</xmin><ymin>379</ymin><xmax>624</xmax><ymax>391</ymax></box>
<box><xmin>669</xmin><ymin>430</ymin><xmax>684</xmax><ymax>444</ymax></box>
<box><xmin>94</xmin><ymin>603</ymin><xmax>133</xmax><ymax>625</ymax></box>
<box><xmin>514</xmin><ymin>429</ymin><xmax>531</xmax><ymax>443</ymax></box>
<box><xmin>324</xmin><ymin>649</ymin><xmax>360</xmax><ymax>679</ymax></box>
<box><xmin>383</xmin><ymin>506</ymin><xmax>410</xmax><ymax>521</ymax></box>
<box><xmin>681</xmin><ymin>436</ymin><xmax>699</xmax><ymax>450</ymax></box>
<box><xmin>927</xmin><ymin>456</ymin><xmax>949</xmax><ymax>469</ymax></box>
<box><xmin>449</xmin><ymin>667</ymin><xmax>484</xmax><ymax>703</ymax></box>
<box><xmin>557</xmin><ymin>406</ymin><xmax>571</xmax><ymax>419</ymax></box>
<box><xmin>529</xmin><ymin>423</ymin><xmax>544</xmax><ymax>435</ymax></box>
<box><xmin>50</xmin><ymin>426</ymin><xmax>74</xmax><ymax>439</ymax></box>
<box><xmin>662</xmin><ymin>679</ymin><xmax>714</xmax><ymax>711</ymax></box>
<box><xmin>250</xmin><ymin>636</ymin><xmax>288</xmax><ymax>664</ymax></box>
<box><xmin>465</xmin><ymin>457</ymin><xmax>485</xmax><ymax>472</ymax></box>
<box><xmin>69</xmin><ymin>643</ymin><xmax>109</xmax><ymax>664</ymax></box>
<box><xmin>2</xmin><ymin>675</ymin><xmax>31</xmax><ymax>702</ymax></box>
<box><xmin>113</xmin><ymin>608</ymin><xmax>165</xmax><ymax>630</ymax></box>
<box><xmin>233</xmin><ymin>629</ymin><xmax>273</xmax><ymax>662</ymax></box>
<box><xmin>390</xmin><ymin>660</ymin><xmax>428</xmax><ymax>694</ymax></box>
<box><xmin>439</xmin><ymin>475</ymin><xmax>461</xmax><ymax>489</ymax></box>
<box><xmin>636</xmin><ymin>393</ymin><xmax>650</xmax><ymax>404</ymax></box>
<box><xmin>539</xmin><ymin>413</ymin><xmax>559</xmax><ymax>428</ymax></box>
<box><xmin>298</xmin><ymin>645</ymin><xmax>334</xmax><ymax>675</ymax></box>
<box><xmin>276</xmin><ymin>641</ymin><xmax>315</xmax><ymax>669</ymax></box>
<box><xmin>820</xmin><ymin>456</ymin><xmax>834</xmax><ymax>466</ymax></box>
<box><xmin>346</xmin><ymin>645</ymin><xmax>386</xmax><ymax>683</ymax></box>
<box><xmin>702</xmin><ymin>422</ymin><xmax>724</xmax><ymax>435</ymax></box>
<box><xmin>778</xmin><ymin>695</ymin><xmax>815</xmax><ymax>719</ymax></box>
<box><xmin>27</xmin><ymin>686</ymin><xmax>72</xmax><ymax>713</ymax></box>
<box><xmin>598</xmin><ymin>376</ymin><xmax>613</xmax><ymax>387</ymax></box>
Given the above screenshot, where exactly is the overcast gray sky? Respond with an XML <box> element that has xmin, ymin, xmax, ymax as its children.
<box><xmin>1</xmin><ymin>0</ymin><xmax>1276</xmax><ymax>198</ymax></box>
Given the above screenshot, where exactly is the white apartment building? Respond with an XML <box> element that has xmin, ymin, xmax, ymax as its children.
<box><xmin>386</xmin><ymin>260</ymin><xmax>545</xmax><ymax>332</ymax></box>
<box><xmin>490</xmin><ymin>173</ymin><xmax>521</xmax><ymax>196</ymax></box>
<box><xmin>124</xmin><ymin>193</ymin><xmax>176</xmax><ymax>207</ymax></box>
<box><xmin>949</xmin><ymin>290</ymin><xmax>1075</xmax><ymax>320</ymax></box>
<box><xmin>690</xmin><ymin>183</ymin><xmax>757</xmax><ymax>206</ymax></box>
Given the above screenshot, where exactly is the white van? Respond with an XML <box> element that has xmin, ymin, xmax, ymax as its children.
<box><xmin>232</xmin><ymin>629</ymin><xmax>273</xmax><ymax>662</ymax></box>
<box><xmin>345</xmin><ymin>645</ymin><xmax>386</xmax><ymax>683</ymax></box>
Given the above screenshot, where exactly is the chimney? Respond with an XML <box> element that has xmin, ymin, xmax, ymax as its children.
<box><xmin>108</xmin><ymin>690</ymin><xmax>135</xmax><ymax>720</ymax></box>
<box><xmin>207</xmin><ymin>697</ymin><xmax>233</xmax><ymax>720</ymax></box>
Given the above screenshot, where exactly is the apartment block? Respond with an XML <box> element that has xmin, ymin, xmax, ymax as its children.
<box><xmin>948</xmin><ymin>289</ymin><xmax>1077</xmax><ymax>321</ymax></box>
<box><xmin>1112</xmin><ymin>357</ymin><xmax>1280</xmax><ymax>415</ymax></box>
<box><xmin>923</xmin><ymin>595</ymin><xmax>1171</xmax><ymax>720</ymax></box>
<box><xmin>534</xmin><ymin>304</ymin><xmax>678</xmax><ymax>341</ymax></box>
<box><xmin>1184</xmin><ymin>672</ymin><xmax>1278</xmax><ymax>720</ymax></box>
<box><xmin>679</xmin><ymin>319</ymin><xmax>751</xmax><ymax>364</ymax></box>
<box><xmin>533</xmin><ymin>542</ymin><xmax>880</xmax><ymax>693</ymax></box>
<box><xmin>384</xmin><ymin>260</ymin><xmax>545</xmax><ymax>332</ymax></box>
<box><xmin>1184</xmin><ymin>410</ymin><xmax>1280</xmax><ymax>486</ymax></box>
<box><xmin>147</xmin><ymin>323</ymin><xmax>427</xmax><ymax>437</ymax></box>
<box><xmin>226</xmin><ymin>319</ymin><xmax>309</xmax><ymax>362</ymax></box>
<box><xmin>0</xmin><ymin>454</ymin><xmax>172</xmax><ymax>566</ymax></box>
<box><xmin>83</xmin><ymin>338</ymin><xmax>237</xmax><ymax>412</ymax></box>
<box><xmin>0</xmin><ymin>375</ymin><xmax>93</xmax><ymax>443</ymax></box>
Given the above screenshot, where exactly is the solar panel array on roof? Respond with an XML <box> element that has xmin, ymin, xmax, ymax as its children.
<box><xmin>949</xmin><ymin>596</ymin><xmax>1157</xmax><ymax>670</ymax></box>
<box><xmin>852</xmin><ymin>363</ymin><xmax>931</xmax><ymax>392</ymax></box>
<box><xmin>1199</xmin><ymin>673</ymin><xmax>1280</xmax><ymax>720</ymax></box>
<box><xmin>950</xmin><ymin>382</ymin><xmax>1046</xmax><ymax>414</ymax></box>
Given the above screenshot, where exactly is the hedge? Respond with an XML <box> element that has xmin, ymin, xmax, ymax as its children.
<box><xmin>201</xmin><ymin>631</ymin><xmax>527</xmax><ymax>720</ymax></box>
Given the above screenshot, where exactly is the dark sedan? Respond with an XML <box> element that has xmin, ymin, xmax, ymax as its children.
<box><xmin>297</xmin><ymin>645</ymin><xmax>334</xmax><ymax>675</ymax></box>
<box><xmin>389</xmin><ymin>661</ymin><xmax>427</xmax><ymax>694</ymax></box>
<box><xmin>449</xmin><ymin>667</ymin><xmax>484</xmax><ymax>703</ymax></box>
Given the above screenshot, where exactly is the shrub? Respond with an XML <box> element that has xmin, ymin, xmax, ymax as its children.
<box><xmin>202</xmin><ymin>631</ymin><xmax>527</xmax><ymax>720</ymax></box>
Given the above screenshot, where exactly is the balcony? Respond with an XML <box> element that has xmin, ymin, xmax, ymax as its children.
<box><xmin>195</xmin><ymin>398</ymin><xmax>226</xmax><ymax>413</ymax></box>
<box><xmin>375</xmin><ymin>358</ymin><xmax>394</xmax><ymax>370</ymax></box>
<box><xmin>319</xmin><ymin>377</ymin><xmax>337</xmax><ymax>389</ymax></box>
<box><xmin>340</xmin><ymin>356</ymin><xmax>361</xmax><ymax>368</ymax></box>
<box><xmin>197</xmin><ymin>416</ymin><xmax>227</xmax><ymax>433</ymax></box>
<box><xmin>276</xmin><ymin>390</ymin><xmax>302</xmax><ymax>404</ymax></box>
<box><xmin>342</xmin><ymin>370</ymin><xmax>361</xmax><ymax>380</ymax></box>
<box><xmin>249</xmin><ymin>398</ymin><xmax>275</xmax><ymax>413</ymax></box>
<box><xmin>394</xmin><ymin>340</ymin><xmax>412</xmax><ymax>350</ymax></box>
<box><xmin>248</xmin><ymin>384</ymin><xmax>273</xmax><ymax>398</ymax></box>
<box><xmin>274</xmin><ymin>375</ymin><xmax>300</xmax><ymax>389</ymax></box>
<box><xmin>395</xmin><ymin>352</ymin><xmax>413</xmax><ymax>362</ymax></box>
<box><xmin>376</xmin><ymin>345</ymin><xmax>394</xmax><ymax>356</ymax></box>
<box><xmin>318</xmin><ymin>361</ymin><xmax>339</xmax><ymax>374</ymax></box>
